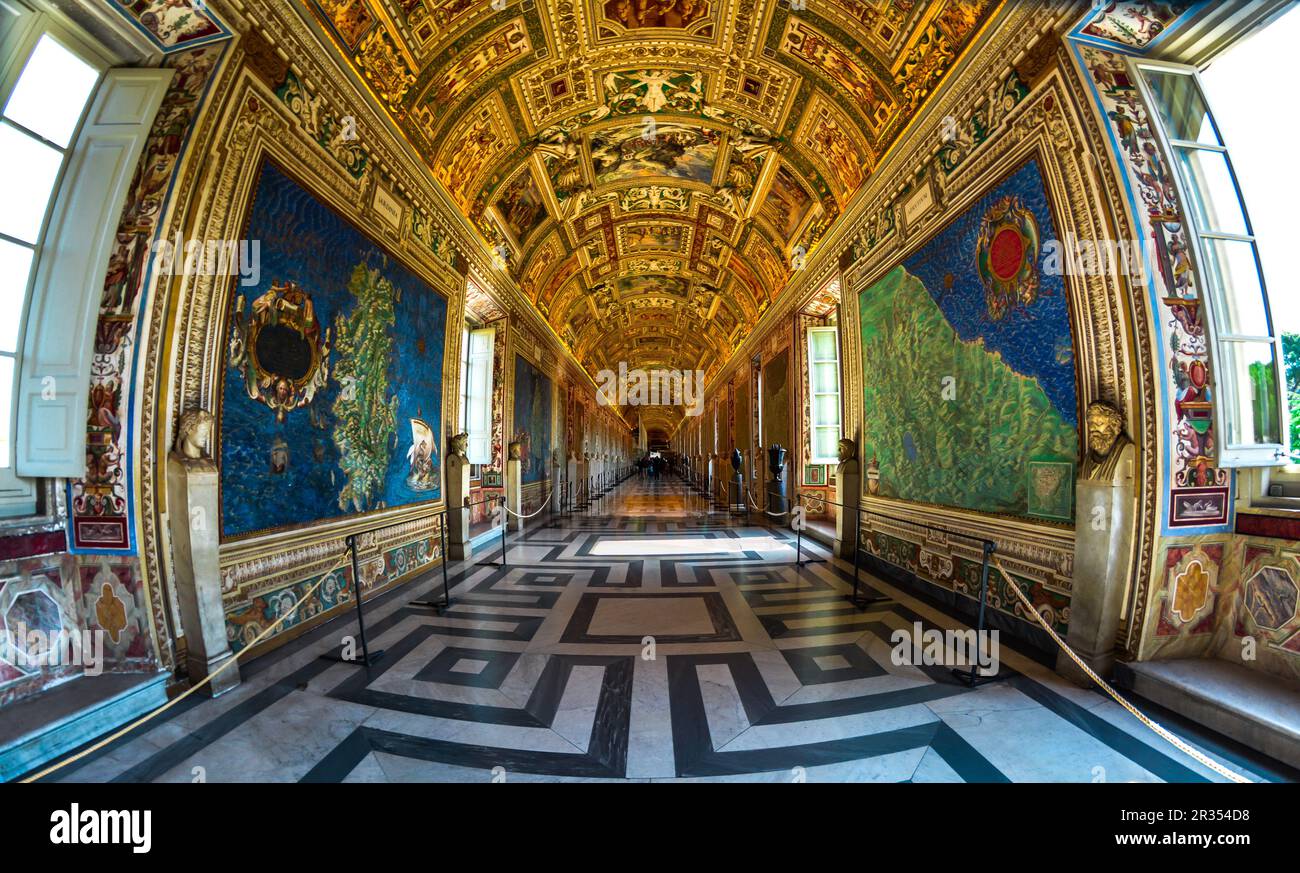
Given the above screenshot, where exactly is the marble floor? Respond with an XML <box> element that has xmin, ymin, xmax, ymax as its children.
<box><xmin>41</xmin><ymin>477</ymin><xmax>1294</xmax><ymax>783</ymax></box>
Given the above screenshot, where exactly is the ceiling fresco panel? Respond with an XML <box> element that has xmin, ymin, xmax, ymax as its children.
<box><xmin>306</xmin><ymin>0</ymin><xmax>1004</xmax><ymax>427</ymax></box>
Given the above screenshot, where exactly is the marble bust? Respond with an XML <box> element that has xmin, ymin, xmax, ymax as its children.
<box><xmin>449</xmin><ymin>432</ymin><xmax>469</xmax><ymax>461</ymax></box>
<box><xmin>176</xmin><ymin>410</ymin><xmax>214</xmax><ymax>460</ymax></box>
<box><xmin>1081</xmin><ymin>401</ymin><xmax>1133</xmax><ymax>483</ymax></box>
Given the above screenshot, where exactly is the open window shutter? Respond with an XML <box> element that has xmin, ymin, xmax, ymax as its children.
<box><xmin>16</xmin><ymin>67</ymin><xmax>173</xmax><ymax>477</ymax></box>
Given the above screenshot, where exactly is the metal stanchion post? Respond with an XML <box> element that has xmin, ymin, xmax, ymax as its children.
<box><xmin>852</xmin><ymin>510</ymin><xmax>861</xmax><ymax>603</ymax></box>
<box><xmin>841</xmin><ymin>501</ymin><xmax>885</xmax><ymax>608</ymax></box>
<box><xmin>953</xmin><ymin>541</ymin><xmax>1003</xmax><ymax>687</ymax></box>
<box><xmin>500</xmin><ymin>495</ymin><xmax>508</xmax><ymax>568</ymax></box>
<box><xmin>412</xmin><ymin>512</ymin><xmax>451</xmax><ymax>611</ymax></box>
<box><xmin>795</xmin><ymin>495</ymin><xmax>802</xmax><ymax>566</ymax></box>
<box><xmin>322</xmin><ymin>533</ymin><xmax>385</xmax><ymax>666</ymax></box>
<box><xmin>792</xmin><ymin>493</ymin><xmax>825</xmax><ymax>568</ymax></box>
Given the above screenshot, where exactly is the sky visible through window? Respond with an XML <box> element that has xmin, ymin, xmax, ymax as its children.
<box><xmin>1200</xmin><ymin>7</ymin><xmax>1300</xmax><ymax>454</ymax></box>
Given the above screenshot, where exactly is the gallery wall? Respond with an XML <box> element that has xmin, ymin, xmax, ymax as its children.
<box><xmin>0</xmin><ymin>0</ymin><xmax>632</xmax><ymax>678</ymax></box>
<box><xmin>857</xmin><ymin>158</ymin><xmax>1079</xmax><ymax>524</ymax></box>
<box><xmin>1069</xmin><ymin>6</ymin><xmax>1300</xmax><ymax>683</ymax></box>
<box><xmin>686</xmin><ymin>1</ymin><xmax>1300</xmax><ymax>685</ymax></box>
<box><xmin>511</xmin><ymin>351</ymin><xmax>553</xmax><ymax>489</ymax></box>
<box><xmin>0</xmin><ymin>5</ymin><xmax>232</xmax><ymax>707</ymax></box>
<box><xmin>219</xmin><ymin>161</ymin><xmax>449</xmax><ymax>540</ymax></box>
<box><xmin>692</xmin><ymin>5</ymin><xmax>1130</xmax><ymax>650</ymax></box>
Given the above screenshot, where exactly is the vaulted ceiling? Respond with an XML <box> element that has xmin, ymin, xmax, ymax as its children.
<box><xmin>306</xmin><ymin>0</ymin><xmax>1001</xmax><ymax>431</ymax></box>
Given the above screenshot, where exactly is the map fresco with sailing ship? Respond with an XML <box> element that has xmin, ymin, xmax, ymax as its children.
<box><xmin>219</xmin><ymin>161</ymin><xmax>448</xmax><ymax>538</ymax></box>
<box><xmin>858</xmin><ymin>159</ymin><xmax>1079</xmax><ymax>522</ymax></box>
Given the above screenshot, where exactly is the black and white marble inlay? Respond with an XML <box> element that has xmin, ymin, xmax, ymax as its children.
<box><xmin>35</xmin><ymin>478</ymin><xmax>1295</xmax><ymax>784</ymax></box>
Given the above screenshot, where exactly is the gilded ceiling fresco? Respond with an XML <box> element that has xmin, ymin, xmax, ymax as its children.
<box><xmin>307</xmin><ymin>0</ymin><xmax>1001</xmax><ymax>429</ymax></box>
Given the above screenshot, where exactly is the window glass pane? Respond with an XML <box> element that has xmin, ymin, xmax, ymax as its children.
<box><xmin>813</xmin><ymin>361</ymin><xmax>838</xmax><ymax>394</ymax></box>
<box><xmin>470</xmin><ymin>329</ymin><xmax>492</xmax><ymax>354</ymax></box>
<box><xmin>810</xmin><ymin>329</ymin><xmax>836</xmax><ymax>360</ymax></box>
<box><xmin>813</xmin><ymin>394</ymin><xmax>839</xmax><ymax>426</ymax></box>
<box><xmin>0</xmin><ymin>355</ymin><xmax>12</xmax><ymax>468</ymax></box>
<box><xmin>0</xmin><ymin>123</ymin><xmax>62</xmax><ymax>243</ymax></box>
<box><xmin>3</xmin><ymin>35</ymin><xmax>99</xmax><ymax>148</ymax></box>
<box><xmin>1143</xmin><ymin>69</ymin><xmax>1220</xmax><ymax>144</ymax></box>
<box><xmin>1175</xmin><ymin>147</ymin><xmax>1249</xmax><ymax>236</ymax></box>
<box><xmin>813</xmin><ymin>427</ymin><xmax>838</xmax><ymax>460</ymax></box>
<box><xmin>1220</xmin><ymin>341</ymin><xmax>1281</xmax><ymax>445</ymax></box>
<box><xmin>0</xmin><ymin>240</ymin><xmax>34</xmax><ymax>353</ymax></box>
<box><xmin>1201</xmin><ymin>238</ymin><xmax>1270</xmax><ymax>337</ymax></box>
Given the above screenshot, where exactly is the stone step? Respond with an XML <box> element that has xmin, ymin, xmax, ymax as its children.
<box><xmin>1115</xmin><ymin>658</ymin><xmax>1300</xmax><ymax>771</ymax></box>
<box><xmin>0</xmin><ymin>671</ymin><xmax>168</xmax><ymax>782</ymax></box>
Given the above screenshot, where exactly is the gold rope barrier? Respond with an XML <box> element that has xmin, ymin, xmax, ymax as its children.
<box><xmin>20</xmin><ymin>549</ymin><xmax>355</xmax><ymax>783</ymax></box>
<box><xmin>990</xmin><ymin>558</ymin><xmax>1251</xmax><ymax>784</ymax></box>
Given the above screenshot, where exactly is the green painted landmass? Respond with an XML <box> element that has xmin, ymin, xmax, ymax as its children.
<box><xmin>859</xmin><ymin>266</ymin><xmax>1077</xmax><ymax>519</ymax></box>
<box><xmin>332</xmin><ymin>264</ymin><xmax>399</xmax><ymax>512</ymax></box>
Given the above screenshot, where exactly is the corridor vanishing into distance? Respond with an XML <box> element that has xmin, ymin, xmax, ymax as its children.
<box><xmin>44</xmin><ymin>477</ymin><xmax>1287</xmax><ymax>784</ymax></box>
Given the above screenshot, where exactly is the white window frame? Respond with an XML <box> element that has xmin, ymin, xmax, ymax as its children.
<box><xmin>1133</xmin><ymin>59</ymin><xmax>1290</xmax><ymax>468</ymax></box>
<box><xmin>0</xmin><ymin>6</ymin><xmax>109</xmax><ymax>517</ymax></box>
<box><xmin>463</xmin><ymin>325</ymin><xmax>495</xmax><ymax>466</ymax></box>
<box><xmin>458</xmin><ymin>325</ymin><xmax>470</xmax><ymax>433</ymax></box>
<box><xmin>807</xmin><ymin>325</ymin><xmax>842</xmax><ymax>465</ymax></box>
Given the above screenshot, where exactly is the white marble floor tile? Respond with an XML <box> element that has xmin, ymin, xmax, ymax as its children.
<box><xmin>721</xmin><ymin>702</ymin><xmax>937</xmax><ymax>752</ymax></box>
<box><xmin>925</xmin><ymin>684</ymin><xmax>1161</xmax><ymax>783</ymax></box>
<box><xmin>624</xmin><ymin>656</ymin><xmax>676</xmax><ymax>779</ymax></box>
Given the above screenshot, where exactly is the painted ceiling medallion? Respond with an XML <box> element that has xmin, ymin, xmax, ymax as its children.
<box><xmin>598</xmin><ymin>0</ymin><xmax>714</xmax><ymax>36</ymax></box>
<box><xmin>229</xmin><ymin>282</ymin><xmax>332</xmax><ymax>422</ymax></box>
<box><xmin>976</xmin><ymin>196</ymin><xmax>1041</xmax><ymax>321</ymax></box>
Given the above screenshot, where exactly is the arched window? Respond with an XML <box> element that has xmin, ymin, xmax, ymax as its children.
<box><xmin>0</xmin><ymin>3</ymin><xmax>172</xmax><ymax>520</ymax></box>
<box><xmin>0</xmin><ymin>20</ymin><xmax>101</xmax><ymax>516</ymax></box>
<box><xmin>1135</xmin><ymin>59</ymin><xmax>1289</xmax><ymax>468</ymax></box>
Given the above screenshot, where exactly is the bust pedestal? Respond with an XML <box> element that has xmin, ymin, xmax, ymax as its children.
<box><xmin>1060</xmin><ymin>447</ymin><xmax>1135</xmax><ymax>684</ymax></box>
<box><xmin>766</xmin><ymin>447</ymin><xmax>788</xmax><ymax>516</ymax></box>
<box><xmin>165</xmin><ymin>454</ymin><xmax>240</xmax><ymax>696</ymax></box>
<box><xmin>446</xmin><ymin>453</ymin><xmax>472</xmax><ymax>561</ymax></box>
<box><xmin>730</xmin><ymin>453</ymin><xmax>744</xmax><ymax>511</ymax></box>
<box><xmin>835</xmin><ymin>458</ymin><xmax>860</xmax><ymax>560</ymax></box>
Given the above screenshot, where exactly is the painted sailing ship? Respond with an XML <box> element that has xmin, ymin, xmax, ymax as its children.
<box><xmin>405</xmin><ymin>417</ymin><xmax>440</xmax><ymax>492</ymax></box>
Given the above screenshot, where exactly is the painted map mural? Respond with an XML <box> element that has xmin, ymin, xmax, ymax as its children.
<box><xmin>512</xmin><ymin>353</ymin><xmax>553</xmax><ymax>485</ymax></box>
<box><xmin>220</xmin><ymin>161</ymin><xmax>448</xmax><ymax>538</ymax></box>
<box><xmin>858</xmin><ymin>159</ymin><xmax>1079</xmax><ymax>521</ymax></box>
<box><xmin>762</xmin><ymin>348</ymin><xmax>791</xmax><ymax>452</ymax></box>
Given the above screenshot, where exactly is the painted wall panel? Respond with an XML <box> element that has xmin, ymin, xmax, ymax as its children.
<box><xmin>857</xmin><ymin>159</ymin><xmax>1079</xmax><ymax>521</ymax></box>
<box><xmin>512</xmin><ymin>352</ymin><xmax>553</xmax><ymax>485</ymax></box>
<box><xmin>218</xmin><ymin>161</ymin><xmax>448</xmax><ymax>539</ymax></box>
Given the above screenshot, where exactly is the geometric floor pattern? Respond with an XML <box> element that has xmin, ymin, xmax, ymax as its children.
<box><xmin>44</xmin><ymin>479</ymin><xmax>1290</xmax><ymax>783</ymax></box>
